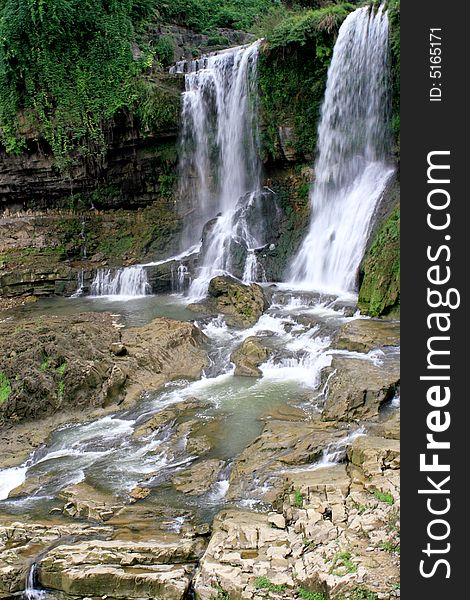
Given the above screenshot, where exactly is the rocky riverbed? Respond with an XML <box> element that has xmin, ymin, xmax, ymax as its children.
<box><xmin>0</xmin><ymin>279</ymin><xmax>400</xmax><ymax>600</ymax></box>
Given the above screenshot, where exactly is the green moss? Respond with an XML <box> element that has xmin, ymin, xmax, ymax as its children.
<box><xmin>0</xmin><ymin>372</ymin><xmax>12</xmax><ymax>405</ymax></box>
<box><xmin>358</xmin><ymin>206</ymin><xmax>400</xmax><ymax>317</ymax></box>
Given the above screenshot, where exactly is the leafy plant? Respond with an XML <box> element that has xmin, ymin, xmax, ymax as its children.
<box><xmin>255</xmin><ymin>576</ymin><xmax>287</xmax><ymax>593</ymax></box>
<box><xmin>0</xmin><ymin>372</ymin><xmax>12</xmax><ymax>405</ymax></box>
<box><xmin>293</xmin><ymin>488</ymin><xmax>304</xmax><ymax>507</ymax></box>
<box><xmin>329</xmin><ymin>551</ymin><xmax>357</xmax><ymax>576</ymax></box>
<box><xmin>298</xmin><ymin>589</ymin><xmax>326</xmax><ymax>600</ymax></box>
<box><xmin>374</xmin><ymin>490</ymin><xmax>395</xmax><ymax>505</ymax></box>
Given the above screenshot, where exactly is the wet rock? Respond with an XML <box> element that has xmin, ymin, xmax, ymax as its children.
<box><xmin>188</xmin><ymin>276</ymin><xmax>269</xmax><ymax>327</ymax></box>
<box><xmin>109</xmin><ymin>342</ymin><xmax>127</xmax><ymax>356</ymax></box>
<box><xmin>172</xmin><ymin>459</ymin><xmax>225</xmax><ymax>496</ymax></box>
<box><xmin>0</xmin><ymin>521</ymin><xmax>113</xmax><ymax>595</ymax></box>
<box><xmin>228</xmin><ymin>420</ymin><xmax>348</xmax><ymax>504</ymax></box>
<box><xmin>0</xmin><ymin>314</ymin><xmax>208</xmax><ymax>426</ymax></box>
<box><xmin>129</xmin><ymin>487</ymin><xmax>151</xmax><ymax>501</ymax></box>
<box><xmin>333</xmin><ymin>320</ymin><xmax>400</xmax><ymax>353</ymax></box>
<box><xmin>230</xmin><ymin>336</ymin><xmax>271</xmax><ymax>377</ymax></box>
<box><xmin>59</xmin><ymin>482</ymin><xmax>124</xmax><ymax>522</ymax></box>
<box><xmin>279</xmin><ymin>125</ymin><xmax>298</xmax><ymax>161</ymax></box>
<box><xmin>38</xmin><ymin>536</ymin><xmax>206</xmax><ymax>599</ymax></box>
<box><xmin>321</xmin><ymin>356</ymin><xmax>400</xmax><ymax>422</ymax></box>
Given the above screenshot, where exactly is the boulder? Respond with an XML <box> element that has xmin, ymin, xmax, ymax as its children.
<box><xmin>188</xmin><ymin>276</ymin><xmax>269</xmax><ymax>327</ymax></box>
<box><xmin>230</xmin><ymin>336</ymin><xmax>271</xmax><ymax>377</ymax></box>
<box><xmin>59</xmin><ymin>482</ymin><xmax>124</xmax><ymax>522</ymax></box>
<box><xmin>321</xmin><ymin>356</ymin><xmax>400</xmax><ymax>422</ymax></box>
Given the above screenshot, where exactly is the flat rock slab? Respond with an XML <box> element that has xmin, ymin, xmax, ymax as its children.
<box><xmin>333</xmin><ymin>319</ymin><xmax>400</xmax><ymax>353</ymax></box>
<box><xmin>39</xmin><ymin>537</ymin><xmax>207</xmax><ymax>599</ymax></box>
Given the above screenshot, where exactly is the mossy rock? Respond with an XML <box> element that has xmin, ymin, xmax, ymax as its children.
<box><xmin>358</xmin><ymin>208</ymin><xmax>400</xmax><ymax>317</ymax></box>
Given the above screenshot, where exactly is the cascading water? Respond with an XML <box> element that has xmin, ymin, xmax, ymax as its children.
<box><xmin>90</xmin><ymin>266</ymin><xmax>150</xmax><ymax>298</ymax></box>
<box><xmin>24</xmin><ymin>563</ymin><xmax>45</xmax><ymax>599</ymax></box>
<box><xmin>290</xmin><ymin>4</ymin><xmax>395</xmax><ymax>294</ymax></box>
<box><xmin>174</xmin><ymin>42</ymin><xmax>266</xmax><ymax>299</ymax></box>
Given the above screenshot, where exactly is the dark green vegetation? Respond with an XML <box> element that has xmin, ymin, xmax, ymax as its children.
<box><xmin>358</xmin><ymin>206</ymin><xmax>400</xmax><ymax>317</ymax></box>
<box><xmin>0</xmin><ymin>0</ymin><xmax>281</xmax><ymax>165</ymax></box>
<box><xmin>258</xmin><ymin>3</ymin><xmax>356</xmax><ymax>161</ymax></box>
<box><xmin>0</xmin><ymin>0</ymin><xmax>157</xmax><ymax>162</ymax></box>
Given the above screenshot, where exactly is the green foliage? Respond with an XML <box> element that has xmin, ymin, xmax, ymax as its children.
<box><xmin>298</xmin><ymin>588</ymin><xmax>326</xmax><ymax>600</ymax></box>
<box><xmin>211</xmin><ymin>587</ymin><xmax>232</xmax><ymax>600</ymax></box>
<box><xmin>0</xmin><ymin>0</ymin><xmax>154</xmax><ymax>161</ymax></box>
<box><xmin>293</xmin><ymin>488</ymin><xmax>304</xmax><ymax>507</ymax></box>
<box><xmin>341</xmin><ymin>587</ymin><xmax>379</xmax><ymax>600</ymax></box>
<box><xmin>157</xmin><ymin>0</ymin><xmax>282</xmax><ymax>33</ymax></box>
<box><xmin>40</xmin><ymin>356</ymin><xmax>51</xmax><ymax>371</ymax></box>
<box><xmin>379</xmin><ymin>540</ymin><xmax>400</xmax><ymax>554</ymax></box>
<box><xmin>154</xmin><ymin>35</ymin><xmax>175</xmax><ymax>67</ymax></box>
<box><xmin>374</xmin><ymin>490</ymin><xmax>395</xmax><ymax>505</ymax></box>
<box><xmin>258</xmin><ymin>3</ymin><xmax>354</xmax><ymax>161</ymax></box>
<box><xmin>0</xmin><ymin>372</ymin><xmax>12</xmax><ymax>405</ymax></box>
<box><xmin>255</xmin><ymin>576</ymin><xmax>287</xmax><ymax>593</ymax></box>
<box><xmin>329</xmin><ymin>551</ymin><xmax>358</xmax><ymax>576</ymax></box>
<box><xmin>56</xmin><ymin>362</ymin><xmax>67</xmax><ymax>375</ymax></box>
<box><xmin>133</xmin><ymin>79</ymin><xmax>181</xmax><ymax>133</ymax></box>
<box><xmin>266</xmin><ymin>4</ymin><xmax>354</xmax><ymax>49</ymax></box>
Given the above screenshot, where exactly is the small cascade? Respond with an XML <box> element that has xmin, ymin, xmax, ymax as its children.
<box><xmin>171</xmin><ymin>263</ymin><xmax>190</xmax><ymax>293</ymax></box>
<box><xmin>71</xmin><ymin>270</ymin><xmax>85</xmax><ymax>297</ymax></box>
<box><xmin>90</xmin><ymin>266</ymin><xmax>150</xmax><ymax>298</ymax></box>
<box><xmin>23</xmin><ymin>563</ymin><xmax>45</xmax><ymax>599</ymax></box>
<box><xmin>79</xmin><ymin>217</ymin><xmax>87</xmax><ymax>260</ymax></box>
<box><xmin>290</xmin><ymin>4</ymin><xmax>395</xmax><ymax>294</ymax></box>
<box><xmin>173</xmin><ymin>42</ymin><xmax>266</xmax><ymax>300</ymax></box>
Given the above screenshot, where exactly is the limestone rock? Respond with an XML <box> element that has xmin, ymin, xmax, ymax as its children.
<box><xmin>333</xmin><ymin>319</ymin><xmax>400</xmax><ymax>353</ymax></box>
<box><xmin>59</xmin><ymin>482</ymin><xmax>124</xmax><ymax>522</ymax></box>
<box><xmin>230</xmin><ymin>337</ymin><xmax>271</xmax><ymax>377</ymax></box>
<box><xmin>172</xmin><ymin>460</ymin><xmax>225</xmax><ymax>496</ymax></box>
<box><xmin>321</xmin><ymin>356</ymin><xmax>400</xmax><ymax>422</ymax></box>
<box><xmin>188</xmin><ymin>276</ymin><xmax>269</xmax><ymax>327</ymax></box>
<box><xmin>38</xmin><ymin>536</ymin><xmax>206</xmax><ymax>599</ymax></box>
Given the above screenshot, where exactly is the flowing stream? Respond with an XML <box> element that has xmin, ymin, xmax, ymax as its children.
<box><xmin>290</xmin><ymin>4</ymin><xmax>395</xmax><ymax>294</ymax></box>
<box><xmin>0</xmin><ymin>291</ymin><xmax>387</xmax><ymax>515</ymax></box>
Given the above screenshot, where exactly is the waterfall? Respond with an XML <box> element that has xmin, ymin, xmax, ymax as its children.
<box><xmin>289</xmin><ymin>5</ymin><xmax>395</xmax><ymax>294</ymax></box>
<box><xmin>24</xmin><ymin>563</ymin><xmax>45</xmax><ymax>599</ymax></box>
<box><xmin>174</xmin><ymin>42</ymin><xmax>265</xmax><ymax>300</ymax></box>
<box><xmin>90</xmin><ymin>266</ymin><xmax>150</xmax><ymax>298</ymax></box>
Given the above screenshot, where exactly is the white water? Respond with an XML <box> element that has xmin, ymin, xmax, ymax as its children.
<box><xmin>24</xmin><ymin>563</ymin><xmax>45</xmax><ymax>600</ymax></box>
<box><xmin>90</xmin><ymin>266</ymin><xmax>150</xmax><ymax>299</ymax></box>
<box><xmin>290</xmin><ymin>5</ymin><xmax>395</xmax><ymax>294</ymax></box>
<box><xmin>174</xmin><ymin>42</ymin><xmax>265</xmax><ymax>299</ymax></box>
<box><xmin>0</xmin><ymin>295</ymin><xmax>357</xmax><ymax>504</ymax></box>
